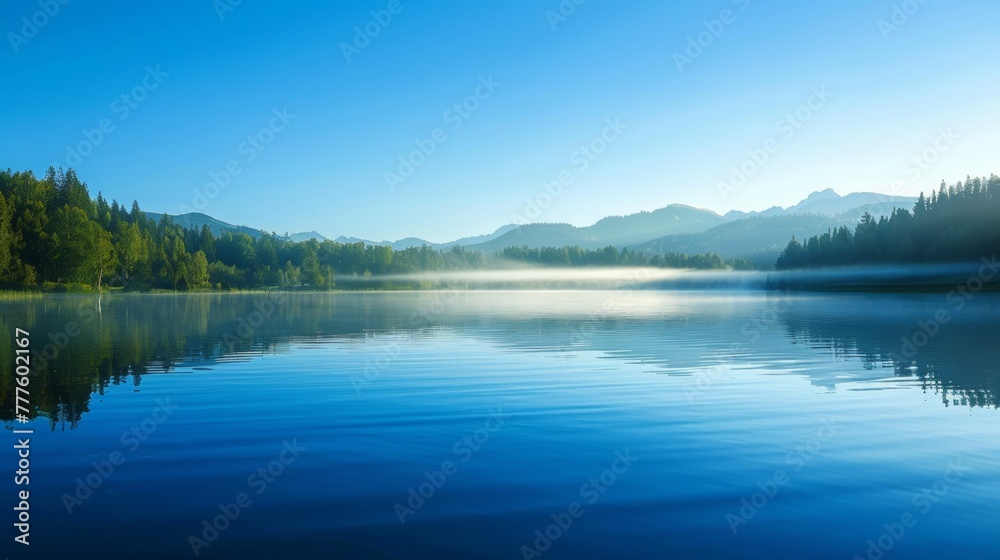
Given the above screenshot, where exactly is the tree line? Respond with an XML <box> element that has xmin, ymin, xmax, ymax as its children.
<box><xmin>776</xmin><ymin>175</ymin><xmax>1000</xmax><ymax>269</ymax></box>
<box><xmin>0</xmin><ymin>168</ymin><xmax>752</xmax><ymax>291</ymax></box>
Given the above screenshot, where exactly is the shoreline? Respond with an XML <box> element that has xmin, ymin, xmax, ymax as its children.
<box><xmin>4</xmin><ymin>259</ymin><xmax>998</xmax><ymax>296</ymax></box>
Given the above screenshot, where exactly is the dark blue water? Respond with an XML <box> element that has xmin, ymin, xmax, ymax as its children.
<box><xmin>2</xmin><ymin>291</ymin><xmax>999</xmax><ymax>559</ymax></box>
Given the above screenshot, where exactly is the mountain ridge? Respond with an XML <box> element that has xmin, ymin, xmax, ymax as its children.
<box><xmin>145</xmin><ymin>189</ymin><xmax>918</xmax><ymax>255</ymax></box>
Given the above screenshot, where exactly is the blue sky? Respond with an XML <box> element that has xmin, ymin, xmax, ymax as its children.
<box><xmin>3</xmin><ymin>0</ymin><xmax>998</xmax><ymax>242</ymax></box>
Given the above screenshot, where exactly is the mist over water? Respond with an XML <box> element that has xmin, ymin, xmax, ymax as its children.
<box><xmin>367</xmin><ymin>259</ymin><xmax>999</xmax><ymax>291</ymax></box>
<box><xmin>373</xmin><ymin>267</ymin><xmax>686</xmax><ymax>288</ymax></box>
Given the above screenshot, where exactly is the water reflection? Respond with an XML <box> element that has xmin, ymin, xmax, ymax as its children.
<box><xmin>779</xmin><ymin>294</ymin><xmax>1000</xmax><ymax>408</ymax></box>
<box><xmin>2</xmin><ymin>291</ymin><xmax>998</xmax><ymax>428</ymax></box>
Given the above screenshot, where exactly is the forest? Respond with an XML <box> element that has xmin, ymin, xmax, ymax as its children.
<box><xmin>776</xmin><ymin>176</ymin><xmax>1000</xmax><ymax>270</ymax></box>
<box><xmin>0</xmin><ymin>168</ymin><xmax>752</xmax><ymax>291</ymax></box>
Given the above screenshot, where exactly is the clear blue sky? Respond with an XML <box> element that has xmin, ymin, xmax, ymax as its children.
<box><xmin>3</xmin><ymin>0</ymin><xmax>998</xmax><ymax>242</ymax></box>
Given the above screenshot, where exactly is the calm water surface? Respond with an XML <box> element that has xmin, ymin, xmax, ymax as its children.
<box><xmin>2</xmin><ymin>291</ymin><xmax>999</xmax><ymax>559</ymax></box>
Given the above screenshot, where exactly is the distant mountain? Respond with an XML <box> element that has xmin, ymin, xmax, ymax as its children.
<box><xmin>465</xmin><ymin>205</ymin><xmax>724</xmax><ymax>252</ymax></box>
<box><xmin>465</xmin><ymin>223</ymin><xmax>599</xmax><ymax>253</ymax></box>
<box><xmin>334</xmin><ymin>235</ymin><xmax>378</xmax><ymax>245</ymax></box>
<box><xmin>332</xmin><ymin>236</ymin><xmax>435</xmax><ymax>249</ymax></box>
<box><xmin>724</xmin><ymin>190</ymin><xmax>915</xmax><ymax>220</ymax></box>
<box><xmin>792</xmin><ymin>191</ymin><xmax>916</xmax><ymax>216</ymax></box>
<box><xmin>833</xmin><ymin>202</ymin><xmax>907</xmax><ymax>223</ymax></box>
<box><xmin>582</xmin><ymin>204</ymin><xmax>724</xmax><ymax>246</ymax></box>
<box><xmin>439</xmin><ymin>224</ymin><xmax>520</xmax><ymax>248</ymax></box>
<box><xmin>286</xmin><ymin>231</ymin><xmax>328</xmax><ymax>243</ymax></box>
<box><xmin>145</xmin><ymin>212</ymin><xmax>324</xmax><ymax>243</ymax></box>
<box><xmin>333</xmin><ymin>224</ymin><xmax>520</xmax><ymax>251</ymax></box>
<box><xmin>636</xmin><ymin>214</ymin><xmax>855</xmax><ymax>269</ymax></box>
<box><xmin>389</xmin><ymin>237</ymin><xmax>433</xmax><ymax>250</ymax></box>
<box><xmin>144</xmin><ymin>211</ymin><xmax>268</xmax><ymax>238</ymax></box>
<box><xmin>147</xmin><ymin>189</ymin><xmax>921</xmax><ymax>263</ymax></box>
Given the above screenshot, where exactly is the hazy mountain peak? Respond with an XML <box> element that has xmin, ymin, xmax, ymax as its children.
<box><xmin>803</xmin><ymin>188</ymin><xmax>841</xmax><ymax>202</ymax></box>
<box><xmin>665</xmin><ymin>203</ymin><xmax>712</xmax><ymax>212</ymax></box>
<box><xmin>286</xmin><ymin>231</ymin><xmax>328</xmax><ymax>242</ymax></box>
<box><xmin>149</xmin><ymin>188</ymin><xmax>915</xmax><ymax>258</ymax></box>
<box><xmin>143</xmin><ymin>211</ymin><xmax>269</xmax><ymax>239</ymax></box>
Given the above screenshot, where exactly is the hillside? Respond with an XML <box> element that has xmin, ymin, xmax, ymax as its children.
<box><xmin>144</xmin><ymin>211</ymin><xmax>268</xmax><ymax>238</ymax></box>
<box><xmin>144</xmin><ymin>212</ymin><xmax>323</xmax><ymax>243</ymax></box>
<box><xmin>439</xmin><ymin>224</ymin><xmax>520</xmax><ymax>249</ymax></box>
<box><xmin>334</xmin><ymin>224</ymin><xmax>519</xmax><ymax>250</ymax></box>
<box><xmin>287</xmin><ymin>231</ymin><xmax>328</xmax><ymax>242</ymax></box>
<box><xmin>465</xmin><ymin>223</ymin><xmax>599</xmax><ymax>253</ymax></box>
<box><xmin>776</xmin><ymin>176</ymin><xmax>1000</xmax><ymax>270</ymax></box>
<box><xmin>725</xmin><ymin>191</ymin><xmax>916</xmax><ymax>220</ymax></box>
<box><xmin>582</xmin><ymin>204</ymin><xmax>724</xmax><ymax>246</ymax></box>
<box><xmin>466</xmin><ymin>205</ymin><xmax>723</xmax><ymax>252</ymax></box>
<box><xmin>147</xmin><ymin>191</ymin><xmax>918</xmax><ymax>261</ymax></box>
<box><xmin>637</xmin><ymin>214</ymin><xmax>852</xmax><ymax>268</ymax></box>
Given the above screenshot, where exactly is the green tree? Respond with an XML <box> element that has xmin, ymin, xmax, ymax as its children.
<box><xmin>115</xmin><ymin>222</ymin><xmax>145</xmax><ymax>286</ymax></box>
<box><xmin>93</xmin><ymin>229</ymin><xmax>117</xmax><ymax>292</ymax></box>
<box><xmin>187</xmin><ymin>251</ymin><xmax>210</xmax><ymax>290</ymax></box>
<box><xmin>301</xmin><ymin>247</ymin><xmax>325</xmax><ymax>288</ymax></box>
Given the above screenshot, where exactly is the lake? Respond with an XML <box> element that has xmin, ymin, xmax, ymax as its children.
<box><xmin>2</xmin><ymin>290</ymin><xmax>999</xmax><ymax>559</ymax></box>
